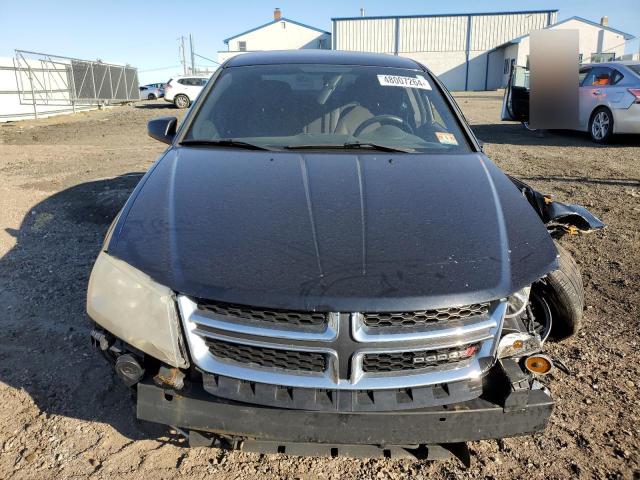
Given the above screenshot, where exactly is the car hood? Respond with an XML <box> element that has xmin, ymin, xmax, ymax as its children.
<box><xmin>108</xmin><ymin>148</ymin><xmax>558</xmax><ymax>311</ymax></box>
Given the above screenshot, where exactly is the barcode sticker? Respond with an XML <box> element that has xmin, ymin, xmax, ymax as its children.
<box><xmin>377</xmin><ymin>74</ymin><xmax>431</xmax><ymax>90</ymax></box>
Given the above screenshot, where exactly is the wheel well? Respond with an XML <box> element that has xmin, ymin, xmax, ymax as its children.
<box><xmin>590</xmin><ymin>105</ymin><xmax>612</xmax><ymax>123</ymax></box>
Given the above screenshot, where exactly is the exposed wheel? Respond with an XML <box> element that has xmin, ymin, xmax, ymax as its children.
<box><xmin>174</xmin><ymin>94</ymin><xmax>190</xmax><ymax>109</ymax></box>
<box><xmin>536</xmin><ymin>241</ymin><xmax>584</xmax><ymax>341</ymax></box>
<box><xmin>147</xmin><ymin>93</ymin><xmax>156</xmax><ymax>100</ymax></box>
<box><xmin>589</xmin><ymin>107</ymin><xmax>613</xmax><ymax>143</ymax></box>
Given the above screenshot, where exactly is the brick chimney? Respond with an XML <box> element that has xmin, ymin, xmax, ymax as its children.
<box><xmin>274</xmin><ymin>8</ymin><xmax>282</xmax><ymax>21</ymax></box>
<box><xmin>600</xmin><ymin>16</ymin><xmax>609</xmax><ymax>27</ymax></box>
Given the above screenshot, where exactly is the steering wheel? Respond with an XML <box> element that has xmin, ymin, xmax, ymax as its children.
<box><xmin>353</xmin><ymin>114</ymin><xmax>415</xmax><ymax>137</ymax></box>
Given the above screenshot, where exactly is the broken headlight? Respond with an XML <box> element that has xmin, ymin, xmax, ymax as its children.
<box><xmin>86</xmin><ymin>252</ymin><xmax>189</xmax><ymax>368</ymax></box>
<box><xmin>505</xmin><ymin>286</ymin><xmax>531</xmax><ymax>318</ymax></box>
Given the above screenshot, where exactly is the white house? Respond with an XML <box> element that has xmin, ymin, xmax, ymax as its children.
<box><xmin>487</xmin><ymin>16</ymin><xmax>635</xmax><ymax>90</ymax></box>
<box><xmin>332</xmin><ymin>10</ymin><xmax>635</xmax><ymax>91</ymax></box>
<box><xmin>218</xmin><ymin>8</ymin><xmax>331</xmax><ymax>64</ymax></box>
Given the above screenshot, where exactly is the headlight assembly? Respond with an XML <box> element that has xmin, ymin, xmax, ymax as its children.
<box><xmin>505</xmin><ymin>286</ymin><xmax>531</xmax><ymax>318</ymax></box>
<box><xmin>87</xmin><ymin>252</ymin><xmax>189</xmax><ymax>368</ymax></box>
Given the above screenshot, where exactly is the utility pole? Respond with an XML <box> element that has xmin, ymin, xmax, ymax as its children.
<box><xmin>189</xmin><ymin>34</ymin><xmax>195</xmax><ymax>75</ymax></box>
<box><xmin>179</xmin><ymin>36</ymin><xmax>187</xmax><ymax>75</ymax></box>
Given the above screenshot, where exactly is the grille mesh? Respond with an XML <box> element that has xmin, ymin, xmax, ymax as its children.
<box><xmin>362</xmin><ymin>344</ymin><xmax>479</xmax><ymax>373</ymax></box>
<box><xmin>197</xmin><ymin>299</ymin><xmax>327</xmax><ymax>328</ymax></box>
<box><xmin>206</xmin><ymin>339</ymin><xmax>326</xmax><ymax>373</ymax></box>
<box><xmin>363</xmin><ymin>303</ymin><xmax>490</xmax><ymax>328</ymax></box>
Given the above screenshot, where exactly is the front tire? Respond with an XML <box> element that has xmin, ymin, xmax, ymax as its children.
<box><xmin>147</xmin><ymin>93</ymin><xmax>156</xmax><ymax>100</ymax></box>
<box><xmin>542</xmin><ymin>242</ymin><xmax>584</xmax><ymax>341</ymax></box>
<box><xmin>589</xmin><ymin>107</ymin><xmax>613</xmax><ymax>143</ymax></box>
<box><xmin>174</xmin><ymin>94</ymin><xmax>190</xmax><ymax>109</ymax></box>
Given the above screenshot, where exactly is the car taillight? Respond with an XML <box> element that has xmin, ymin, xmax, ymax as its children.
<box><xmin>629</xmin><ymin>88</ymin><xmax>640</xmax><ymax>102</ymax></box>
<box><xmin>165</xmin><ymin>84</ymin><xmax>172</xmax><ymax>89</ymax></box>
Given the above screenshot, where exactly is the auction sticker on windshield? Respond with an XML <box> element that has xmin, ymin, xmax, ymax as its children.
<box><xmin>377</xmin><ymin>74</ymin><xmax>431</xmax><ymax>90</ymax></box>
<box><xmin>435</xmin><ymin>132</ymin><xmax>458</xmax><ymax>145</ymax></box>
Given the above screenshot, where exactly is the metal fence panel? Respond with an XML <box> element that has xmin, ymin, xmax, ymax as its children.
<box><xmin>71</xmin><ymin>60</ymin><xmax>95</xmax><ymax>100</ymax></box>
<box><xmin>94</xmin><ymin>63</ymin><xmax>112</xmax><ymax>99</ymax></box>
<box><xmin>16</xmin><ymin>51</ymin><xmax>139</xmax><ymax>104</ymax></box>
<box><xmin>124</xmin><ymin>66</ymin><xmax>139</xmax><ymax>100</ymax></box>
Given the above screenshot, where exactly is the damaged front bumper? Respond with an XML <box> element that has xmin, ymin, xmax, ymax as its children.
<box><xmin>136</xmin><ymin>359</ymin><xmax>553</xmax><ymax>452</ymax></box>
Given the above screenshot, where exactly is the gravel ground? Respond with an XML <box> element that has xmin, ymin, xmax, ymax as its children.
<box><xmin>0</xmin><ymin>93</ymin><xmax>638</xmax><ymax>479</ymax></box>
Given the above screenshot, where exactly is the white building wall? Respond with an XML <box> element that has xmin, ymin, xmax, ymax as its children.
<box><xmin>334</xmin><ymin>18</ymin><xmax>396</xmax><ymax>53</ymax></box>
<box><xmin>470</xmin><ymin>12</ymin><xmax>553</xmax><ymax>51</ymax></box>
<box><xmin>398</xmin><ymin>16</ymin><xmax>468</xmax><ymax>52</ymax></box>
<box><xmin>547</xmin><ymin>18</ymin><xmax>626</xmax><ymax>61</ymax></box>
<box><xmin>488</xmin><ymin>18</ymin><xmax>631</xmax><ymax>89</ymax></box>
<box><xmin>221</xmin><ymin>20</ymin><xmax>330</xmax><ymax>64</ymax></box>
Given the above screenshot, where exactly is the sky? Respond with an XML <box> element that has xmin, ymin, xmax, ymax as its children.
<box><xmin>1</xmin><ymin>0</ymin><xmax>638</xmax><ymax>85</ymax></box>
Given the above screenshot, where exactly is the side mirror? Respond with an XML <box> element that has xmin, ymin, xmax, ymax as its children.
<box><xmin>148</xmin><ymin>117</ymin><xmax>178</xmax><ymax>144</ymax></box>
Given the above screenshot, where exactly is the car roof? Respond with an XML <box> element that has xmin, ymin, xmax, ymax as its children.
<box><xmin>582</xmin><ymin>61</ymin><xmax>639</xmax><ymax>68</ymax></box>
<box><xmin>224</xmin><ymin>50</ymin><xmax>422</xmax><ymax>70</ymax></box>
<box><xmin>172</xmin><ymin>74</ymin><xmax>211</xmax><ymax>79</ymax></box>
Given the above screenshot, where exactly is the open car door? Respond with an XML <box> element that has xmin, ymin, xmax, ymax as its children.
<box><xmin>501</xmin><ymin>65</ymin><xmax>531</xmax><ymax>125</ymax></box>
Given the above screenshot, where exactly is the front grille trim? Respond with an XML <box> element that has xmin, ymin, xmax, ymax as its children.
<box><xmin>362</xmin><ymin>344</ymin><xmax>480</xmax><ymax>373</ymax></box>
<box><xmin>196</xmin><ymin>298</ymin><xmax>327</xmax><ymax>329</ymax></box>
<box><xmin>206</xmin><ymin>337</ymin><xmax>327</xmax><ymax>373</ymax></box>
<box><xmin>362</xmin><ymin>303</ymin><xmax>490</xmax><ymax>328</ymax></box>
<box><xmin>178</xmin><ymin>296</ymin><xmax>507</xmax><ymax>391</ymax></box>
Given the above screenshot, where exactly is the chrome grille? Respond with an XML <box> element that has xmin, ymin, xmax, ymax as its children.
<box><xmin>362</xmin><ymin>303</ymin><xmax>490</xmax><ymax>328</ymax></box>
<box><xmin>362</xmin><ymin>344</ymin><xmax>479</xmax><ymax>373</ymax></box>
<box><xmin>179</xmin><ymin>296</ymin><xmax>506</xmax><ymax>391</ymax></box>
<box><xmin>197</xmin><ymin>299</ymin><xmax>327</xmax><ymax>328</ymax></box>
<box><xmin>206</xmin><ymin>338</ymin><xmax>326</xmax><ymax>373</ymax></box>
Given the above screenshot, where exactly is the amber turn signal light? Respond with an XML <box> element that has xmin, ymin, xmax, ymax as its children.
<box><xmin>524</xmin><ymin>355</ymin><xmax>553</xmax><ymax>375</ymax></box>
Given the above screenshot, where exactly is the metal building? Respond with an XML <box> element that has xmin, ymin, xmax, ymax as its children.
<box><xmin>332</xmin><ymin>10</ymin><xmax>558</xmax><ymax>91</ymax></box>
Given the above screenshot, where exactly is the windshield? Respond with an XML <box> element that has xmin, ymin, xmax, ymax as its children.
<box><xmin>184</xmin><ymin>64</ymin><xmax>471</xmax><ymax>153</ymax></box>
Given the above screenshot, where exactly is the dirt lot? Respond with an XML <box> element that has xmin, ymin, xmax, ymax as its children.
<box><xmin>0</xmin><ymin>92</ymin><xmax>638</xmax><ymax>479</ymax></box>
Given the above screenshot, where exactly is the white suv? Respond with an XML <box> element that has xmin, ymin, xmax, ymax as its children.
<box><xmin>164</xmin><ymin>75</ymin><xmax>210</xmax><ymax>109</ymax></box>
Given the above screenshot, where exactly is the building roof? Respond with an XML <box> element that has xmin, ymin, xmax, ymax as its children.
<box><xmin>332</xmin><ymin>9</ymin><xmax>557</xmax><ymax>21</ymax></box>
<box><xmin>223</xmin><ymin>50</ymin><xmax>421</xmax><ymax>69</ymax></box>
<box><xmin>494</xmin><ymin>15</ymin><xmax>635</xmax><ymax>49</ymax></box>
<box><xmin>553</xmin><ymin>16</ymin><xmax>635</xmax><ymax>40</ymax></box>
<box><xmin>224</xmin><ymin>18</ymin><xmax>330</xmax><ymax>44</ymax></box>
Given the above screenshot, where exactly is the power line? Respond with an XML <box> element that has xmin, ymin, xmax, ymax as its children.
<box><xmin>194</xmin><ymin>52</ymin><xmax>221</xmax><ymax>65</ymax></box>
<box><xmin>139</xmin><ymin>65</ymin><xmax>182</xmax><ymax>72</ymax></box>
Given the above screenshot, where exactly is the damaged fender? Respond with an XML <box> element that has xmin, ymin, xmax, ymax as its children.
<box><xmin>508</xmin><ymin>175</ymin><xmax>605</xmax><ymax>236</ymax></box>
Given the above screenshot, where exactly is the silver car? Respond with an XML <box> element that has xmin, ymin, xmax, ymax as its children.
<box><xmin>503</xmin><ymin>61</ymin><xmax>640</xmax><ymax>143</ymax></box>
<box><xmin>579</xmin><ymin>61</ymin><xmax>640</xmax><ymax>142</ymax></box>
<box><xmin>139</xmin><ymin>83</ymin><xmax>165</xmax><ymax>101</ymax></box>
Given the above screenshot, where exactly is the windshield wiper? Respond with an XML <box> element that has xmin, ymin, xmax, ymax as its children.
<box><xmin>180</xmin><ymin>139</ymin><xmax>276</xmax><ymax>151</ymax></box>
<box><xmin>285</xmin><ymin>142</ymin><xmax>413</xmax><ymax>153</ymax></box>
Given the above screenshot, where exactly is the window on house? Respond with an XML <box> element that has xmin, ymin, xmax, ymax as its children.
<box><xmin>503</xmin><ymin>59</ymin><xmax>510</xmax><ymax>75</ymax></box>
<box><xmin>238</xmin><ymin>41</ymin><xmax>246</xmax><ymax>52</ymax></box>
<box><xmin>318</xmin><ymin>38</ymin><xmax>328</xmax><ymax>49</ymax></box>
<box><xmin>578</xmin><ymin>53</ymin><xmax>583</xmax><ymax>64</ymax></box>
